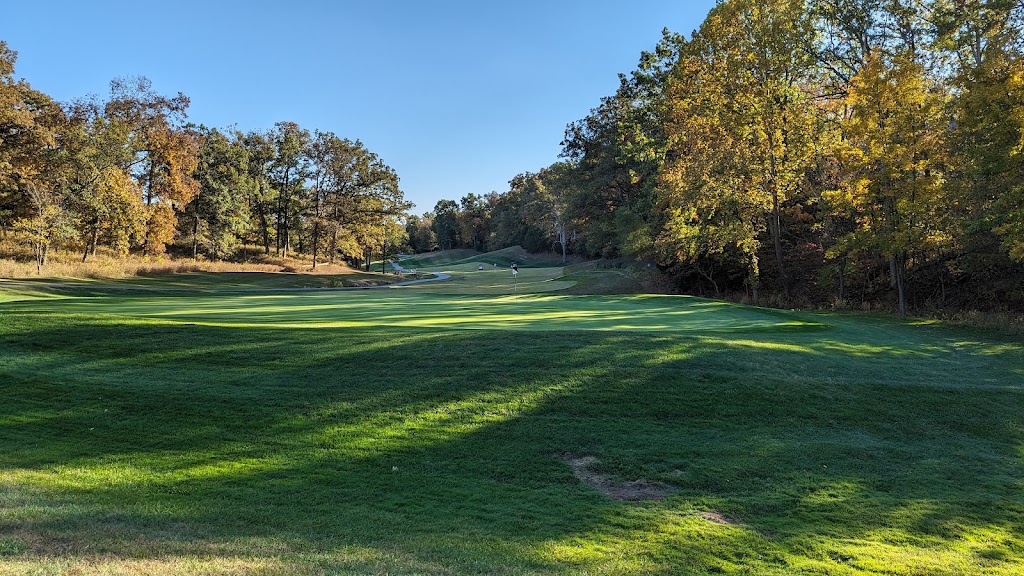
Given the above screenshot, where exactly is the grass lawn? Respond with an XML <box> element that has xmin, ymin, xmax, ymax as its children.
<box><xmin>0</xmin><ymin>270</ymin><xmax>399</xmax><ymax>294</ymax></box>
<box><xmin>0</xmin><ymin>269</ymin><xmax>1022</xmax><ymax>574</ymax></box>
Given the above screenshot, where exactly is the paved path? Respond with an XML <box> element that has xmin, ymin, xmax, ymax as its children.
<box><xmin>390</xmin><ymin>272</ymin><xmax>451</xmax><ymax>287</ymax></box>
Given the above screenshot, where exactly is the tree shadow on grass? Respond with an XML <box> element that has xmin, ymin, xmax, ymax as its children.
<box><xmin>0</xmin><ymin>313</ymin><xmax>1022</xmax><ymax>574</ymax></box>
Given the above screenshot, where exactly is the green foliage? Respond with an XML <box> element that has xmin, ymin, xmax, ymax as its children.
<box><xmin>423</xmin><ymin>0</ymin><xmax>1024</xmax><ymax>312</ymax></box>
<box><xmin>405</xmin><ymin>213</ymin><xmax>438</xmax><ymax>253</ymax></box>
<box><xmin>104</xmin><ymin>76</ymin><xmax>199</xmax><ymax>255</ymax></box>
<box><xmin>183</xmin><ymin>128</ymin><xmax>254</xmax><ymax>259</ymax></box>
<box><xmin>1</xmin><ymin>41</ymin><xmax>407</xmax><ymax>270</ymax></box>
<box><xmin>431</xmin><ymin>199</ymin><xmax>461</xmax><ymax>250</ymax></box>
<box><xmin>0</xmin><ymin>41</ymin><xmax>64</xmax><ymax>233</ymax></box>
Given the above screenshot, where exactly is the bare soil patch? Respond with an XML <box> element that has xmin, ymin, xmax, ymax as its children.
<box><xmin>698</xmin><ymin>510</ymin><xmax>741</xmax><ymax>526</ymax></box>
<box><xmin>559</xmin><ymin>454</ymin><xmax>674</xmax><ymax>502</ymax></box>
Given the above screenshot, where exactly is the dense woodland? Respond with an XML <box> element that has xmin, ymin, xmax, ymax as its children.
<box><xmin>3</xmin><ymin>0</ymin><xmax>1024</xmax><ymax>314</ymax></box>
<box><xmin>412</xmin><ymin>0</ymin><xmax>1024</xmax><ymax>313</ymax></box>
<box><xmin>0</xmin><ymin>46</ymin><xmax>409</xmax><ymax>271</ymax></box>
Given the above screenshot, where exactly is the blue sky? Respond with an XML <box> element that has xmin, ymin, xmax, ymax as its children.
<box><xmin>2</xmin><ymin>1</ymin><xmax>716</xmax><ymax>211</ymax></box>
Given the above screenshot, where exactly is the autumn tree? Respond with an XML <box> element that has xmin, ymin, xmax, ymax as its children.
<box><xmin>104</xmin><ymin>76</ymin><xmax>199</xmax><ymax>255</ymax></box>
<box><xmin>937</xmin><ymin>0</ymin><xmax>1024</xmax><ymax>277</ymax></box>
<box><xmin>0</xmin><ymin>41</ymin><xmax>64</xmax><ymax>240</ymax></box>
<box><xmin>827</xmin><ymin>51</ymin><xmax>948</xmax><ymax>315</ymax></box>
<box><xmin>52</xmin><ymin>98</ymin><xmax>147</xmax><ymax>260</ymax></box>
<box><xmin>559</xmin><ymin>30</ymin><xmax>687</xmax><ymax>259</ymax></box>
<box><xmin>658</xmin><ymin>0</ymin><xmax>821</xmax><ymax>302</ymax></box>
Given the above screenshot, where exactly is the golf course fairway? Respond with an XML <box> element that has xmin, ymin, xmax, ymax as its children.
<box><xmin>0</xmin><ymin>275</ymin><xmax>1022</xmax><ymax>575</ymax></box>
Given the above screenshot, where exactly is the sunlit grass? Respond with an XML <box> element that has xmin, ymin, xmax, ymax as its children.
<box><xmin>1</xmin><ymin>292</ymin><xmax>830</xmax><ymax>333</ymax></box>
<box><xmin>0</xmin><ymin>277</ymin><xmax>1022</xmax><ymax>574</ymax></box>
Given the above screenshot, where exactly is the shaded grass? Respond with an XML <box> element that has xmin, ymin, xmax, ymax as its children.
<box><xmin>555</xmin><ymin>268</ymin><xmax>665</xmax><ymax>295</ymax></box>
<box><xmin>2</xmin><ymin>292</ymin><xmax>828</xmax><ymax>332</ymax></box>
<box><xmin>0</xmin><ymin>270</ymin><xmax>398</xmax><ymax>296</ymax></box>
<box><xmin>399</xmin><ymin>247</ymin><xmax>566</xmax><ymax>270</ymax></box>
<box><xmin>395</xmin><ymin>249</ymin><xmax>482</xmax><ymax>268</ymax></box>
<box><xmin>0</xmin><ymin>287</ymin><xmax>1022</xmax><ymax>574</ymax></box>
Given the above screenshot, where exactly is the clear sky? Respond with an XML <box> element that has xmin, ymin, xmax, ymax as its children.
<box><xmin>2</xmin><ymin>0</ymin><xmax>716</xmax><ymax>212</ymax></box>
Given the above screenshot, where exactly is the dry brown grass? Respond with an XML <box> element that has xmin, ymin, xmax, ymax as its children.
<box><xmin>0</xmin><ymin>249</ymin><xmax>363</xmax><ymax>280</ymax></box>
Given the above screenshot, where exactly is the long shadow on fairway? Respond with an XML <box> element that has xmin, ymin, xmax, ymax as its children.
<box><xmin>5</xmin><ymin>292</ymin><xmax>833</xmax><ymax>333</ymax></box>
<box><xmin>0</xmin><ymin>314</ymin><xmax>1022</xmax><ymax>573</ymax></box>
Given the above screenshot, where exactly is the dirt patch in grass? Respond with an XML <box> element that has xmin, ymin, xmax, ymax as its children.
<box><xmin>559</xmin><ymin>454</ymin><xmax>674</xmax><ymax>502</ymax></box>
<box><xmin>698</xmin><ymin>510</ymin><xmax>741</xmax><ymax>526</ymax></box>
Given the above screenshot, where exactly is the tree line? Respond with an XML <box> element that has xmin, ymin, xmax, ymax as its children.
<box><xmin>414</xmin><ymin>0</ymin><xmax>1024</xmax><ymax>313</ymax></box>
<box><xmin>0</xmin><ymin>43</ymin><xmax>408</xmax><ymax>270</ymax></box>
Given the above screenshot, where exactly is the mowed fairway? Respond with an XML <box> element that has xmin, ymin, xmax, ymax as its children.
<box><xmin>1</xmin><ymin>271</ymin><xmax>1023</xmax><ymax>574</ymax></box>
<box><xmin>2</xmin><ymin>292</ymin><xmax>826</xmax><ymax>332</ymax></box>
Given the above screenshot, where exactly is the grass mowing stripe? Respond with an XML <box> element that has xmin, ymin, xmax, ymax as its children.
<box><xmin>0</xmin><ymin>289</ymin><xmax>1022</xmax><ymax>574</ymax></box>
<box><xmin>3</xmin><ymin>292</ymin><xmax>831</xmax><ymax>333</ymax></box>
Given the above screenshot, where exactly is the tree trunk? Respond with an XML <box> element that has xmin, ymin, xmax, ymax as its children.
<box><xmin>330</xmin><ymin>227</ymin><xmax>338</xmax><ymax>265</ymax></box>
<box><xmin>83</xmin><ymin>224</ymin><xmax>96</xmax><ymax>263</ymax></box>
<box><xmin>259</xmin><ymin>204</ymin><xmax>271</xmax><ymax>255</ymax></box>
<box><xmin>193</xmin><ymin>214</ymin><xmax>200</xmax><ymax>259</ymax></box>
<box><xmin>769</xmin><ymin>192</ymin><xmax>789</xmax><ymax>302</ymax></box>
<box><xmin>838</xmin><ymin>254</ymin><xmax>847</xmax><ymax>303</ymax></box>
<box><xmin>312</xmin><ymin>221</ymin><xmax>320</xmax><ymax>269</ymax></box>
<box><xmin>275</xmin><ymin>206</ymin><xmax>282</xmax><ymax>256</ymax></box>
<box><xmin>895</xmin><ymin>255</ymin><xmax>907</xmax><ymax>317</ymax></box>
<box><xmin>557</xmin><ymin>223</ymin><xmax>568</xmax><ymax>264</ymax></box>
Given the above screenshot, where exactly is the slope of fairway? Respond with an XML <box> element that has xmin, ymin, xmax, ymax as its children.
<box><xmin>398</xmin><ymin>246</ymin><xmax>565</xmax><ymax>270</ymax></box>
<box><xmin>2</xmin><ymin>291</ymin><xmax>827</xmax><ymax>332</ymax></box>
<box><xmin>0</xmin><ymin>270</ymin><xmax>398</xmax><ymax>294</ymax></box>
<box><xmin>394</xmin><ymin>248</ymin><xmax>481</xmax><ymax>268</ymax></box>
<box><xmin>1</xmin><ymin>280</ymin><xmax>1022</xmax><ymax>575</ymax></box>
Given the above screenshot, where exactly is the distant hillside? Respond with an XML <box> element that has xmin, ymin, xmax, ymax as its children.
<box><xmin>400</xmin><ymin>246</ymin><xmax>567</xmax><ymax>269</ymax></box>
<box><xmin>395</xmin><ymin>249</ymin><xmax>481</xmax><ymax>268</ymax></box>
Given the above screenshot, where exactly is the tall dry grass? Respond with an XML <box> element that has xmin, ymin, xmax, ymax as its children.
<box><xmin>0</xmin><ymin>246</ymin><xmax>361</xmax><ymax>280</ymax></box>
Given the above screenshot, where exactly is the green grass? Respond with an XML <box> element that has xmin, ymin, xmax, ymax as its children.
<box><xmin>0</xmin><ymin>270</ymin><xmax>398</xmax><ymax>294</ymax></box>
<box><xmin>398</xmin><ymin>246</ymin><xmax>566</xmax><ymax>270</ymax></box>
<box><xmin>556</xmin><ymin>267</ymin><xmax>658</xmax><ymax>295</ymax></box>
<box><xmin>0</xmin><ymin>292</ymin><xmax>827</xmax><ymax>332</ymax></box>
<box><xmin>0</xmin><ymin>274</ymin><xmax>1022</xmax><ymax>574</ymax></box>
<box><xmin>395</xmin><ymin>249</ymin><xmax>483</xmax><ymax>268</ymax></box>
